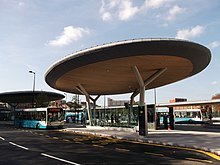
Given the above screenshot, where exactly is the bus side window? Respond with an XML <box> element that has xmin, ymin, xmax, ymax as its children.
<box><xmin>42</xmin><ymin>112</ymin><xmax>46</xmax><ymax>121</ymax></box>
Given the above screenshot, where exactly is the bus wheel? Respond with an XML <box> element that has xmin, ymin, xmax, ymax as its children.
<box><xmin>36</xmin><ymin>123</ymin><xmax>40</xmax><ymax>129</ymax></box>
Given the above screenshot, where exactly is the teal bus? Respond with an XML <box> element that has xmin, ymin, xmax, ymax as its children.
<box><xmin>64</xmin><ymin>110</ymin><xmax>84</xmax><ymax>123</ymax></box>
<box><xmin>14</xmin><ymin>107</ymin><xmax>64</xmax><ymax>129</ymax></box>
<box><xmin>156</xmin><ymin>108</ymin><xmax>208</xmax><ymax>124</ymax></box>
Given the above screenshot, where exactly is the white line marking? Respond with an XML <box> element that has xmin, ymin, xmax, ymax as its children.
<box><xmin>41</xmin><ymin>153</ymin><xmax>80</xmax><ymax>165</ymax></box>
<box><xmin>9</xmin><ymin>142</ymin><xmax>29</xmax><ymax>150</ymax></box>
<box><xmin>0</xmin><ymin>137</ymin><xmax>5</xmax><ymax>140</ymax></box>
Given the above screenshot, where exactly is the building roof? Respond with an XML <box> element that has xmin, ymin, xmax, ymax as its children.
<box><xmin>45</xmin><ymin>38</ymin><xmax>211</xmax><ymax>95</ymax></box>
<box><xmin>0</xmin><ymin>91</ymin><xmax>64</xmax><ymax>104</ymax></box>
<box><xmin>156</xmin><ymin>99</ymin><xmax>220</xmax><ymax>107</ymax></box>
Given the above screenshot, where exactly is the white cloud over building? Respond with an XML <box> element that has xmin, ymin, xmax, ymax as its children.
<box><xmin>166</xmin><ymin>5</ymin><xmax>185</xmax><ymax>20</ymax></box>
<box><xmin>143</xmin><ymin>0</ymin><xmax>169</xmax><ymax>9</ymax></box>
<box><xmin>175</xmin><ymin>25</ymin><xmax>204</xmax><ymax>40</ymax></box>
<box><xmin>48</xmin><ymin>26</ymin><xmax>90</xmax><ymax>47</ymax></box>
<box><xmin>100</xmin><ymin>0</ymin><xmax>185</xmax><ymax>22</ymax></box>
<box><xmin>118</xmin><ymin>0</ymin><xmax>139</xmax><ymax>21</ymax></box>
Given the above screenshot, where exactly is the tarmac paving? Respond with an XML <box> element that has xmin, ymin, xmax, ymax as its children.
<box><xmin>1</xmin><ymin>121</ymin><xmax>220</xmax><ymax>158</ymax></box>
<box><xmin>64</xmin><ymin>124</ymin><xmax>220</xmax><ymax>157</ymax></box>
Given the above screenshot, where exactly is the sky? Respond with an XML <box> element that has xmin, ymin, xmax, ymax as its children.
<box><xmin>0</xmin><ymin>0</ymin><xmax>220</xmax><ymax>106</ymax></box>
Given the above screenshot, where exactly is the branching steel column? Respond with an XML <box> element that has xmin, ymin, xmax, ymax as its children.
<box><xmin>90</xmin><ymin>95</ymin><xmax>101</xmax><ymax>125</ymax></box>
<box><xmin>132</xmin><ymin>65</ymin><xmax>147</xmax><ymax>135</ymax></box>
<box><xmin>132</xmin><ymin>66</ymin><xmax>145</xmax><ymax>106</ymax></box>
<box><xmin>76</xmin><ymin>84</ymin><xmax>93</xmax><ymax>126</ymax></box>
<box><xmin>131</xmin><ymin>68</ymin><xmax>167</xmax><ymax>99</ymax></box>
<box><xmin>132</xmin><ymin>67</ymin><xmax>167</xmax><ymax>136</ymax></box>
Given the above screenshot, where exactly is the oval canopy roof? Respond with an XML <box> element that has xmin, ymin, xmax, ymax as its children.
<box><xmin>45</xmin><ymin>38</ymin><xmax>211</xmax><ymax>95</ymax></box>
<box><xmin>0</xmin><ymin>91</ymin><xmax>64</xmax><ymax>104</ymax></box>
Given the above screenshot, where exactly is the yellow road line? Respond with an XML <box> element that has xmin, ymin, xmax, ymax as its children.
<box><xmin>144</xmin><ymin>152</ymin><xmax>164</xmax><ymax>157</ymax></box>
<box><xmin>93</xmin><ymin>144</ymin><xmax>104</xmax><ymax>148</ymax></box>
<box><xmin>186</xmin><ymin>157</ymin><xmax>213</xmax><ymax>164</ymax></box>
<box><xmin>52</xmin><ymin>137</ymin><xmax>59</xmax><ymax>140</ymax></box>
<box><xmin>125</xmin><ymin>140</ymin><xmax>220</xmax><ymax>161</ymax></box>
<box><xmin>115</xmin><ymin>148</ymin><xmax>130</xmax><ymax>152</ymax></box>
<box><xmin>75</xmin><ymin>141</ymin><xmax>83</xmax><ymax>144</ymax></box>
<box><xmin>63</xmin><ymin>139</ymin><xmax>70</xmax><ymax>142</ymax></box>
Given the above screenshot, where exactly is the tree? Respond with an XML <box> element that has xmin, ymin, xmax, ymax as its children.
<box><xmin>66</xmin><ymin>94</ymin><xmax>82</xmax><ymax>111</ymax></box>
<box><xmin>211</xmin><ymin>94</ymin><xmax>220</xmax><ymax>117</ymax></box>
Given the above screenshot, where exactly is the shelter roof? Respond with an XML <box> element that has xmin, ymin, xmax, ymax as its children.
<box><xmin>0</xmin><ymin>91</ymin><xmax>64</xmax><ymax>104</ymax></box>
<box><xmin>45</xmin><ymin>38</ymin><xmax>211</xmax><ymax>95</ymax></box>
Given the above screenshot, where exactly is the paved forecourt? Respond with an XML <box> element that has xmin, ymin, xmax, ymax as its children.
<box><xmin>64</xmin><ymin>125</ymin><xmax>220</xmax><ymax>159</ymax></box>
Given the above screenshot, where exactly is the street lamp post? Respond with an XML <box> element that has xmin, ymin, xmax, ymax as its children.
<box><xmin>29</xmin><ymin>70</ymin><xmax>36</xmax><ymax>108</ymax></box>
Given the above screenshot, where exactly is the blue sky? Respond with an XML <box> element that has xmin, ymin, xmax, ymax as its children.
<box><xmin>0</xmin><ymin>0</ymin><xmax>220</xmax><ymax>105</ymax></box>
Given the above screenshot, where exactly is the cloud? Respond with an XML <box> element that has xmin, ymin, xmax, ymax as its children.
<box><xmin>211</xmin><ymin>81</ymin><xmax>218</xmax><ymax>85</ymax></box>
<box><xmin>100</xmin><ymin>0</ymin><xmax>140</xmax><ymax>21</ymax></box>
<box><xmin>100</xmin><ymin>0</ymin><xmax>119</xmax><ymax>22</ymax></box>
<box><xmin>208</xmin><ymin>41</ymin><xmax>220</xmax><ymax>49</ymax></box>
<box><xmin>166</xmin><ymin>5</ymin><xmax>185</xmax><ymax>20</ymax></box>
<box><xmin>48</xmin><ymin>26</ymin><xmax>90</xmax><ymax>47</ymax></box>
<box><xmin>118</xmin><ymin>0</ymin><xmax>139</xmax><ymax>21</ymax></box>
<box><xmin>18</xmin><ymin>2</ymin><xmax>25</xmax><ymax>7</ymax></box>
<box><xmin>143</xmin><ymin>0</ymin><xmax>169</xmax><ymax>9</ymax></box>
<box><xmin>99</xmin><ymin>0</ymin><xmax>185</xmax><ymax>23</ymax></box>
<box><xmin>175</xmin><ymin>25</ymin><xmax>204</xmax><ymax>40</ymax></box>
<box><xmin>101</xmin><ymin>12</ymin><xmax>112</xmax><ymax>21</ymax></box>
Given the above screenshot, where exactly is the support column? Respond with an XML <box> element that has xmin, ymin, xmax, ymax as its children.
<box><xmin>131</xmin><ymin>68</ymin><xmax>167</xmax><ymax>99</ymax></box>
<box><xmin>76</xmin><ymin>84</ymin><xmax>93</xmax><ymax>126</ymax></box>
<box><xmin>169</xmin><ymin>107</ymin><xmax>174</xmax><ymax>130</ymax></box>
<box><xmin>132</xmin><ymin>66</ymin><xmax>147</xmax><ymax>136</ymax></box>
<box><xmin>90</xmin><ymin>95</ymin><xmax>101</xmax><ymax>125</ymax></box>
<box><xmin>131</xmin><ymin>67</ymin><xmax>167</xmax><ymax>135</ymax></box>
<box><xmin>132</xmin><ymin>66</ymin><xmax>145</xmax><ymax>105</ymax></box>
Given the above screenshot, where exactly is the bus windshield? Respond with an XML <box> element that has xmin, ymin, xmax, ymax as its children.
<box><xmin>174</xmin><ymin>110</ymin><xmax>201</xmax><ymax>119</ymax></box>
<box><xmin>47</xmin><ymin>108</ymin><xmax>64</xmax><ymax>122</ymax></box>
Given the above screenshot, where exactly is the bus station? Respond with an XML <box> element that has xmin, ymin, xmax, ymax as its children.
<box><xmin>1</xmin><ymin>38</ymin><xmax>220</xmax><ymax>161</ymax></box>
<box><xmin>0</xmin><ymin>90</ymin><xmax>64</xmax><ymax>121</ymax></box>
<box><xmin>45</xmin><ymin>38</ymin><xmax>211</xmax><ymax>136</ymax></box>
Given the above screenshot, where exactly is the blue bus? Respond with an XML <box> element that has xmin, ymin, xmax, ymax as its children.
<box><xmin>64</xmin><ymin>110</ymin><xmax>83</xmax><ymax>123</ymax></box>
<box><xmin>14</xmin><ymin>107</ymin><xmax>64</xmax><ymax>129</ymax></box>
<box><xmin>157</xmin><ymin>108</ymin><xmax>207</xmax><ymax>124</ymax></box>
<box><xmin>174</xmin><ymin>109</ymin><xmax>207</xmax><ymax>124</ymax></box>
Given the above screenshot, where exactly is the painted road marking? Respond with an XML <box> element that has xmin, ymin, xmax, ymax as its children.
<box><xmin>186</xmin><ymin>157</ymin><xmax>213</xmax><ymax>164</ymax></box>
<box><xmin>0</xmin><ymin>137</ymin><xmax>5</xmax><ymax>140</ymax></box>
<box><xmin>63</xmin><ymin>139</ymin><xmax>70</xmax><ymax>142</ymax></box>
<box><xmin>125</xmin><ymin>140</ymin><xmax>220</xmax><ymax>161</ymax></box>
<box><xmin>144</xmin><ymin>152</ymin><xmax>164</xmax><ymax>157</ymax></box>
<box><xmin>75</xmin><ymin>141</ymin><xmax>83</xmax><ymax>144</ymax></box>
<box><xmin>92</xmin><ymin>144</ymin><xmax>104</xmax><ymax>148</ymax></box>
<box><xmin>41</xmin><ymin>153</ymin><xmax>80</xmax><ymax>165</ymax></box>
<box><xmin>52</xmin><ymin>137</ymin><xmax>59</xmax><ymax>140</ymax></box>
<box><xmin>9</xmin><ymin>142</ymin><xmax>29</xmax><ymax>150</ymax></box>
<box><xmin>115</xmin><ymin>148</ymin><xmax>130</xmax><ymax>152</ymax></box>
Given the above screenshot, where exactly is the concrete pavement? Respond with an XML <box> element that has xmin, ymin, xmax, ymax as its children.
<box><xmin>64</xmin><ymin>124</ymin><xmax>220</xmax><ymax>157</ymax></box>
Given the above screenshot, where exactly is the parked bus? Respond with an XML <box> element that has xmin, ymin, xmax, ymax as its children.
<box><xmin>14</xmin><ymin>107</ymin><xmax>64</xmax><ymax>129</ymax></box>
<box><xmin>156</xmin><ymin>108</ymin><xmax>208</xmax><ymax>124</ymax></box>
<box><xmin>174</xmin><ymin>109</ymin><xmax>208</xmax><ymax>124</ymax></box>
<box><xmin>64</xmin><ymin>110</ymin><xmax>84</xmax><ymax>123</ymax></box>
